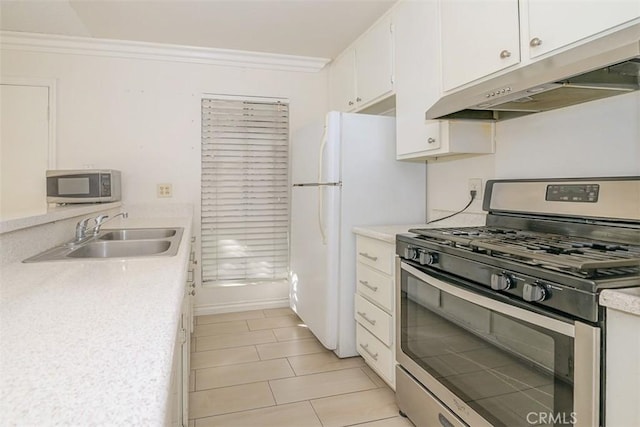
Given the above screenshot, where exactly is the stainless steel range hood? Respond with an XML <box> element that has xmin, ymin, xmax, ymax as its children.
<box><xmin>426</xmin><ymin>23</ymin><xmax>640</xmax><ymax>121</ymax></box>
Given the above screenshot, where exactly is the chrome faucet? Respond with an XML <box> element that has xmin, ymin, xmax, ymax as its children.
<box><xmin>74</xmin><ymin>211</ymin><xmax>129</xmax><ymax>242</ymax></box>
<box><xmin>93</xmin><ymin>212</ymin><xmax>128</xmax><ymax>235</ymax></box>
<box><xmin>75</xmin><ymin>218</ymin><xmax>94</xmax><ymax>242</ymax></box>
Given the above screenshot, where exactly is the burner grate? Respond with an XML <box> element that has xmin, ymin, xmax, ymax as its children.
<box><xmin>410</xmin><ymin>226</ymin><xmax>640</xmax><ymax>278</ymax></box>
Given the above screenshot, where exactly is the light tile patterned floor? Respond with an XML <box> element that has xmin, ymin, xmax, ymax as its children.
<box><xmin>189</xmin><ymin>308</ymin><xmax>414</xmax><ymax>427</ymax></box>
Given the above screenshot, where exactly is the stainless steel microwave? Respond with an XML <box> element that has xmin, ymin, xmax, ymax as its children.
<box><xmin>46</xmin><ymin>170</ymin><xmax>121</xmax><ymax>203</ymax></box>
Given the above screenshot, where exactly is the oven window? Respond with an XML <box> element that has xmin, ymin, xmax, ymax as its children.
<box><xmin>401</xmin><ymin>273</ymin><xmax>574</xmax><ymax>427</ymax></box>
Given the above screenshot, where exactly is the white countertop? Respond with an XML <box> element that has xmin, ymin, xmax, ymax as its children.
<box><xmin>0</xmin><ymin>216</ymin><xmax>192</xmax><ymax>425</ymax></box>
<box><xmin>600</xmin><ymin>288</ymin><xmax>640</xmax><ymax>316</ymax></box>
<box><xmin>352</xmin><ymin>224</ymin><xmax>427</xmax><ymax>243</ymax></box>
<box><xmin>0</xmin><ymin>202</ymin><xmax>122</xmax><ymax>235</ymax></box>
<box><xmin>353</xmin><ymin>216</ymin><xmax>486</xmax><ymax>243</ymax></box>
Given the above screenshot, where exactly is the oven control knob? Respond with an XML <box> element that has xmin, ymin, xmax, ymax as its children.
<box><xmin>419</xmin><ymin>252</ymin><xmax>438</xmax><ymax>265</ymax></box>
<box><xmin>490</xmin><ymin>273</ymin><xmax>514</xmax><ymax>291</ymax></box>
<box><xmin>523</xmin><ymin>283</ymin><xmax>548</xmax><ymax>302</ymax></box>
<box><xmin>403</xmin><ymin>247</ymin><xmax>419</xmax><ymax>261</ymax></box>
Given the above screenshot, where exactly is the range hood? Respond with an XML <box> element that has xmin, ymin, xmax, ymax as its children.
<box><xmin>427</xmin><ymin>23</ymin><xmax>640</xmax><ymax>121</ymax></box>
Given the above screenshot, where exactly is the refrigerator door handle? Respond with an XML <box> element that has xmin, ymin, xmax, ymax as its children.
<box><xmin>293</xmin><ymin>182</ymin><xmax>341</xmax><ymax>187</ymax></box>
<box><xmin>318</xmin><ymin>123</ymin><xmax>329</xmax><ymax>245</ymax></box>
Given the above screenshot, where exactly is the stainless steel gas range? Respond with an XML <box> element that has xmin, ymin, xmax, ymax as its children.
<box><xmin>395</xmin><ymin>177</ymin><xmax>640</xmax><ymax>427</ymax></box>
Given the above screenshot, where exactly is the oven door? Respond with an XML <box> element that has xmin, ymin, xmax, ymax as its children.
<box><xmin>396</xmin><ymin>260</ymin><xmax>600</xmax><ymax>427</ymax></box>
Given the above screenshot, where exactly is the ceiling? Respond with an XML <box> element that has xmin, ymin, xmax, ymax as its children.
<box><xmin>0</xmin><ymin>0</ymin><xmax>397</xmax><ymax>59</ymax></box>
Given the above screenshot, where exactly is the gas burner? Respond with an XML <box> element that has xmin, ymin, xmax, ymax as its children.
<box><xmin>410</xmin><ymin>226</ymin><xmax>640</xmax><ymax>278</ymax></box>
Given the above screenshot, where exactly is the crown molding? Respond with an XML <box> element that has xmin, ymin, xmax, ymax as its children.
<box><xmin>0</xmin><ymin>31</ymin><xmax>330</xmax><ymax>73</ymax></box>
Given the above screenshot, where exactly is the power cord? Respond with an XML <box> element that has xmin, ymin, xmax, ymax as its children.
<box><xmin>425</xmin><ymin>190</ymin><xmax>477</xmax><ymax>225</ymax></box>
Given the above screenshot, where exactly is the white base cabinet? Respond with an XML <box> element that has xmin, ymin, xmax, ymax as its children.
<box><xmin>167</xmin><ymin>238</ymin><xmax>195</xmax><ymax>426</ymax></box>
<box><xmin>354</xmin><ymin>234</ymin><xmax>397</xmax><ymax>389</ymax></box>
<box><xmin>168</xmin><ymin>294</ymin><xmax>191</xmax><ymax>427</ymax></box>
<box><xmin>605</xmin><ymin>308</ymin><xmax>640</xmax><ymax>426</ymax></box>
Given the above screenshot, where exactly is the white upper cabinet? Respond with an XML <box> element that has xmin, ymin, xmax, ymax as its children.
<box><xmin>329</xmin><ymin>14</ymin><xmax>394</xmax><ymax>112</ymax></box>
<box><xmin>355</xmin><ymin>14</ymin><xmax>394</xmax><ymax>108</ymax></box>
<box><xmin>526</xmin><ymin>0</ymin><xmax>640</xmax><ymax>58</ymax></box>
<box><xmin>329</xmin><ymin>48</ymin><xmax>357</xmax><ymax>111</ymax></box>
<box><xmin>397</xmin><ymin>120</ymin><xmax>494</xmax><ymax>160</ymax></box>
<box><xmin>394</xmin><ymin>0</ymin><xmax>494</xmax><ymax>160</ymax></box>
<box><xmin>440</xmin><ymin>0</ymin><xmax>640</xmax><ymax>92</ymax></box>
<box><xmin>440</xmin><ymin>0</ymin><xmax>520</xmax><ymax>92</ymax></box>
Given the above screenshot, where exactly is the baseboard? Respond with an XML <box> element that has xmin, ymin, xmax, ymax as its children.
<box><xmin>194</xmin><ymin>298</ymin><xmax>290</xmax><ymax>316</ymax></box>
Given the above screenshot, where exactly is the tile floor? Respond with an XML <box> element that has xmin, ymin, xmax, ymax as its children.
<box><xmin>188</xmin><ymin>308</ymin><xmax>414</xmax><ymax>427</ymax></box>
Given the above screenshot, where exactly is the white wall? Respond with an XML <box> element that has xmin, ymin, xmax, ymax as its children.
<box><xmin>1</xmin><ymin>46</ymin><xmax>329</xmax><ymax>313</ymax></box>
<box><xmin>426</xmin><ymin>91</ymin><xmax>640</xmax><ymax>218</ymax></box>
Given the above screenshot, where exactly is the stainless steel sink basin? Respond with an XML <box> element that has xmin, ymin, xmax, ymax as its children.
<box><xmin>23</xmin><ymin>227</ymin><xmax>184</xmax><ymax>262</ymax></box>
<box><xmin>67</xmin><ymin>240</ymin><xmax>172</xmax><ymax>258</ymax></box>
<box><xmin>99</xmin><ymin>228</ymin><xmax>177</xmax><ymax>240</ymax></box>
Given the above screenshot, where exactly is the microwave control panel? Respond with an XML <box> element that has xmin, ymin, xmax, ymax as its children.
<box><xmin>100</xmin><ymin>173</ymin><xmax>112</xmax><ymax>196</ymax></box>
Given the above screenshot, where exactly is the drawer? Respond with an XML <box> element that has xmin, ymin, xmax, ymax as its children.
<box><xmin>356</xmin><ymin>236</ymin><xmax>395</xmax><ymax>275</ymax></box>
<box><xmin>357</xmin><ymin>263</ymin><xmax>393</xmax><ymax>313</ymax></box>
<box><xmin>356</xmin><ymin>323</ymin><xmax>394</xmax><ymax>388</ymax></box>
<box><xmin>355</xmin><ymin>294</ymin><xmax>393</xmax><ymax>346</ymax></box>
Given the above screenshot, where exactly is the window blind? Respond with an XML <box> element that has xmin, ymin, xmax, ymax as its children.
<box><xmin>201</xmin><ymin>97</ymin><xmax>289</xmax><ymax>285</ymax></box>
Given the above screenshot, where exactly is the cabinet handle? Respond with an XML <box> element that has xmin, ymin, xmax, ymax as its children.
<box><xmin>356</xmin><ymin>97</ymin><xmax>362</xmax><ymax>102</ymax></box>
<box><xmin>530</xmin><ymin>37</ymin><xmax>543</xmax><ymax>47</ymax></box>
<box><xmin>359</xmin><ymin>252</ymin><xmax>378</xmax><ymax>261</ymax></box>
<box><xmin>189</xmin><ymin>290</ymin><xmax>196</xmax><ymax>296</ymax></box>
<box><xmin>357</xmin><ymin>311</ymin><xmax>377</xmax><ymax>326</ymax></box>
<box><xmin>359</xmin><ymin>280</ymin><xmax>378</xmax><ymax>292</ymax></box>
<box><xmin>359</xmin><ymin>343</ymin><xmax>379</xmax><ymax>361</ymax></box>
<box><xmin>348</xmin><ymin>101</ymin><xmax>354</xmax><ymax>106</ymax></box>
<box><xmin>499</xmin><ymin>49</ymin><xmax>511</xmax><ymax>59</ymax></box>
<box><xmin>427</xmin><ymin>137</ymin><xmax>436</xmax><ymax>144</ymax></box>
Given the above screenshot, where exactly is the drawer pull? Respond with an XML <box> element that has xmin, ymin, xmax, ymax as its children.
<box><xmin>359</xmin><ymin>252</ymin><xmax>378</xmax><ymax>261</ymax></box>
<box><xmin>359</xmin><ymin>280</ymin><xmax>378</xmax><ymax>292</ymax></box>
<box><xmin>359</xmin><ymin>343</ymin><xmax>379</xmax><ymax>361</ymax></box>
<box><xmin>357</xmin><ymin>311</ymin><xmax>377</xmax><ymax>326</ymax></box>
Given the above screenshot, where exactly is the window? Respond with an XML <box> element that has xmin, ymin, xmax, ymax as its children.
<box><xmin>201</xmin><ymin>96</ymin><xmax>289</xmax><ymax>286</ymax></box>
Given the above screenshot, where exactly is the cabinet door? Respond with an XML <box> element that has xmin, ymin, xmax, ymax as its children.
<box><xmin>527</xmin><ymin>0</ymin><xmax>640</xmax><ymax>58</ymax></box>
<box><xmin>181</xmin><ymin>296</ymin><xmax>190</xmax><ymax>426</ymax></box>
<box><xmin>0</xmin><ymin>83</ymin><xmax>51</xmax><ymax>218</ymax></box>
<box><xmin>397</xmin><ymin>121</ymin><xmax>442</xmax><ymax>157</ymax></box>
<box><xmin>355</xmin><ymin>14</ymin><xmax>394</xmax><ymax>107</ymax></box>
<box><xmin>440</xmin><ymin>0</ymin><xmax>520</xmax><ymax>91</ymax></box>
<box><xmin>329</xmin><ymin>49</ymin><xmax>356</xmax><ymax>111</ymax></box>
<box><xmin>394</xmin><ymin>0</ymin><xmax>442</xmax><ymax>158</ymax></box>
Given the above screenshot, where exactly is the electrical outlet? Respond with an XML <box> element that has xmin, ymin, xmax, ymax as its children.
<box><xmin>157</xmin><ymin>183</ymin><xmax>173</xmax><ymax>198</ymax></box>
<box><xmin>469</xmin><ymin>178</ymin><xmax>482</xmax><ymax>200</ymax></box>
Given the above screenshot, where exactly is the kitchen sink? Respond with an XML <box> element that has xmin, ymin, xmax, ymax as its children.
<box><xmin>99</xmin><ymin>228</ymin><xmax>177</xmax><ymax>240</ymax></box>
<box><xmin>67</xmin><ymin>240</ymin><xmax>172</xmax><ymax>258</ymax></box>
<box><xmin>23</xmin><ymin>227</ymin><xmax>184</xmax><ymax>262</ymax></box>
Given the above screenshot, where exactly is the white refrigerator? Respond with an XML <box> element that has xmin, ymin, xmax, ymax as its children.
<box><xmin>289</xmin><ymin>111</ymin><xmax>426</xmax><ymax>358</ymax></box>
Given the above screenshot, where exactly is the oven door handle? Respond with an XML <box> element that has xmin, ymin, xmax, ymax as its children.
<box><xmin>400</xmin><ymin>262</ymin><xmax>575</xmax><ymax>338</ymax></box>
